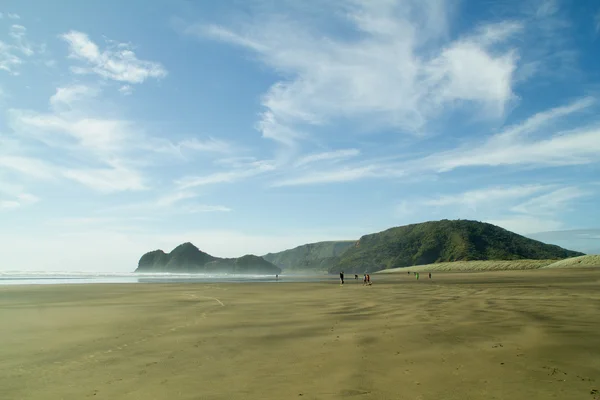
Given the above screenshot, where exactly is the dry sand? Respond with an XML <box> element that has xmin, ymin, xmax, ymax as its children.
<box><xmin>1</xmin><ymin>268</ymin><xmax>600</xmax><ymax>400</ymax></box>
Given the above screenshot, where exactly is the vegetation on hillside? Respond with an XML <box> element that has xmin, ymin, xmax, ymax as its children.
<box><xmin>135</xmin><ymin>243</ymin><xmax>281</xmax><ymax>274</ymax></box>
<box><xmin>262</xmin><ymin>241</ymin><xmax>355</xmax><ymax>272</ymax></box>
<box><xmin>328</xmin><ymin>219</ymin><xmax>584</xmax><ymax>274</ymax></box>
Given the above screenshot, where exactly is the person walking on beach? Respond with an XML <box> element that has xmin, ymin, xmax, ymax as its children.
<box><xmin>416</xmin><ymin>272</ymin><xmax>419</xmax><ymax>280</ymax></box>
<box><xmin>366</xmin><ymin>274</ymin><xmax>371</xmax><ymax>285</ymax></box>
<box><xmin>363</xmin><ymin>274</ymin><xmax>367</xmax><ymax>285</ymax></box>
<box><xmin>340</xmin><ymin>271</ymin><xmax>344</xmax><ymax>285</ymax></box>
<box><xmin>355</xmin><ymin>274</ymin><xmax>358</xmax><ymax>281</ymax></box>
<box><xmin>428</xmin><ymin>273</ymin><xmax>431</xmax><ymax>279</ymax></box>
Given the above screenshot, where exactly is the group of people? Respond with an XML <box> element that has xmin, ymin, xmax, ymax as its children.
<box><xmin>407</xmin><ymin>271</ymin><xmax>432</xmax><ymax>279</ymax></box>
<box><xmin>338</xmin><ymin>270</ymin><xmax>432</xmax><ymax>285</ymax></box>
<box><xmin>339</xmin><ymin>272</ymin><xmax>371</xmax><ymax>285</ymax></box>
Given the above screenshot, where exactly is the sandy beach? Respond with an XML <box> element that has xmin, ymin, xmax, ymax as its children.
<box><xmin>1</xmin><ymin>268</ymin><xmax>599</xmax><ymax>400</ymax></box>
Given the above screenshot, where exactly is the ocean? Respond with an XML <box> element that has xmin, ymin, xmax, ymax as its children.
<box><xmin>0</xmin><ymin>271</ymin><xmax>331</xmax><ymax>285</ymax></box>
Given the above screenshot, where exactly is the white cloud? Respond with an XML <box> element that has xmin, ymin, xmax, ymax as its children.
<box><xmin>0</xmin><ymin>23</ymin><xmax>37</xmax><ymax>74</ymax></box>
<box><xmin>9</xmin><ymin>24</ymin><xmax>34</xmax><ymax>56</ymax></box>
<box><xmin>178</xmin><ymin>137</ymin><xmax>235</xmax><ymax>154</ymax></box>
<box><xmin>510</xmin><ymin>187</ymin><xmax>590</xmax><ymax>215</ymax></box>
<box><xmin>97</xmin><ymin>190</ymin><xmax>231</xmax><ymax>216</ymax></box>
<box><xmin>49</xmin><ymin>84</ymin><xmax>100</xmax><ymax>110</ymax></box>
<box><xmin>188</xmin><ymin>1</ymin><xmax>522</xmax><ymax>146</ymax></box>
<box><xmin>273</xmin><ymin>165</ymin><xmax>385</xmax><ymax>187</ymax></box>
<box><xmin>0</xmin><ymin>200</ymin><xmax>20</xmax><ymax>210</ymax></box>
<box><xmin>411</xmin><ymin>97</ymin><xmax>600</xmax><ymax>173</ymax></box>
<box><xmin>6</xmin><ymin>13</ymin><xmax>20</xmax><ymax>20</ymax></box>
<box><xmin>294</xmin><ymin>149</ymin><xmax>360</xmax><ymax>167</ymax></box>
<box><xmin>0</xmin><ymin>155</ymin><xmax>56</xmax><ymax>180</ymax></box>
<box><xmin>0</xmin><ymin>40</ymin><xmax>22</xmax><ymax>74</ymax></box>
<box><xmin>0</xmin><ymin>181</ymin><xmax>39</xmax><ymax>211</ymax></box>
<box><xmin>152</xmin><ymin>191</ymin><xmax>231</xmax><ymax>213</ymax></box>
<box><xmin>176</xmin><ymin>160</ymin><xmax>275</xmax><ymax>189</ymax></box>
<box><xmin>7</xmin><ymin>84</ymin><xmax>242</xmax><ymax>194</ymax></box>
<box><xmin>118</xmin><ymin>85</ymin><xmax>133</xmax><ymax>95</ymax></box>
<box><xmin>61</xmin><ymin>162</ymin><xmax>147</xmax><ymax>193</ymax></box>
<box><xmin>10</xmin><ymin>108</ymin><xmax>135</xmax><ymax>154</ymax></box>
<box><xmin>60</xmin><ymin>30</ymin><xmax>167</xmax><ymax>84</ymax></box>
<box><xmin>424</xmin><ymin>184</ymin><xmax>550</xmax><ymax>210</ymax></box>
<box><xmin>486</xmin><ymin>216</ymin><xmax>564</xmax><ymax>235</ymax></box>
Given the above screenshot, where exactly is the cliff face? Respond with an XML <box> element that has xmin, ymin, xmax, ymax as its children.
<box><xmin>135</xmin><ymin>243</ymin><xmax>281</xmax><ymax>274</ymax></box>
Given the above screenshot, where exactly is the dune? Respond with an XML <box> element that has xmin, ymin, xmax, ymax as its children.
<box><xmin>377</xmin><ymin>259</ymin><xmax>555</xmax><ymax>273</ymax></box>
<box><xmin>541</xmin><ymin>254</ymin><xmax>600</xmax><ymax>269</ymax></box>
<box><xmin>377</xmin><ymin>255</ymin><xmax>600</xmax><ymax>273</ymax></box>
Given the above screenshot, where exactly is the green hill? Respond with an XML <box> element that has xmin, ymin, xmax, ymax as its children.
<box><xmin>262</xmin><ymin>241</ymin><xmax>356</xmax><ymax>272</ymax></box>
<box><xmin>328</xmin><ymin>219</ymin><xmax>584</xmax><ymax>274</ymax></box>
<box><xmin>135</xmin><ymin>243</ymin><xmax>281</xmax><ymax>274</ymax></box>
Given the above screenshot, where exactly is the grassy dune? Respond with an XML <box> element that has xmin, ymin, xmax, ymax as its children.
<box><xmin>377</xmin><ymin>255</ymin><xmax>600</xmax><ymax>273</ymax></box>
<box><xmin>542</xmin><ymin>255</ymin><xmax>600</xmax><ymax>269</ymax></box>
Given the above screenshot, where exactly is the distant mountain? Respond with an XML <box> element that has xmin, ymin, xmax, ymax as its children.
<box><xmin>328</xmin><ymin>219</ymin><xmax>585</xmax><ymax>274</ymax></box>
<box><xmin>135</xmin><ymin>242</ymin><xmax>281</xmax><ymax>274</ymax></box>
<box><xmin>262</xmin><ymin>241</ymin><xmax>356</xmax><ymax>272</ymax></box>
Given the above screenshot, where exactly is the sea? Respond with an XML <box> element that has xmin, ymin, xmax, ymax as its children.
<box><xmin>0</xmin><ymin>271</ymin><xmax>331</xmax><ymax>286</ymax></box>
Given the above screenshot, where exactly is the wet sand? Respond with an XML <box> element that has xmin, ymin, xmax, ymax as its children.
<box><xmin>1</xmin><ymin>268</ymin><xmax>599</xmax><ymax>400</ymax></box>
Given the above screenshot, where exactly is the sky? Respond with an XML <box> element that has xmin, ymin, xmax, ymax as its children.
<box><xmin>1</xmin><ymin>0</ymin><xmax>599</xmax><ymax>272</ymax></box>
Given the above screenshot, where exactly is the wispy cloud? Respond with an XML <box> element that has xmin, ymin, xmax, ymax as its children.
<box><xmin>409</xmin><ymin>97</ymin><xmax>600</xmax><ymax>173</ymax></box>
<box><xmin>188</xmin><ymin>2</ymin><xmax>521</xmax><ymax>146</ymax></box>
<box><xmin>272</xmin><ymin>97</ymin><xmax>598</xmax><ymax>185</ymax></box>
<box><xmin>6</xmin><ymin>83</ymin><xmax>236</xmax><ymax>193</ymax></box>
<box><xmin>273</xmin><ymin>164</ymin><xmax>399</xmax><ymax>187</ymax></box>
<box><xmin>0</xmin><ymin>181</ymin><xmax>39</xmax><ymax>211</ymax></box>
<box><xmin>0</xmin><ymin>40</ymin><xmax>21</xmax><ymax>74</ymax></box>
<box><xmin>424</xmin><ymin>184</ymin><xmax>550</xmax><ymax>210</ymax></box>
<box><xmin>595</xmin><ymin>10</ymin><xmax>600</xmax><ymax>33</ymax></box>
<box><xmin>97</xmin><ymin>190</ymin><xmax>231</xmax><ymax>215</ymax></box>
<box><xmin>0</xmin><ymin>155</ymin><xmax>56</xmax><ymax>180</ymax></box>
<box><xmin>176</xmin><ymin>160</ymin><xmax>275</xmax><ymax>189</ymax></box>
<box><xmin>510</xmin><ymin>186</ymin><xmax>590</xmax><ymax>215</ymax></box>
<box><xmin>0</xmin><ymin>23</ymin><xmax>38</xmax><ymax>74</ymax></box>
<box><xmin>9</xmin><ymin>25</ymin><xmax>34</xmax><ymax>56</ymax></box>
<box><xmin>177</xmin><ymin>137</ymin><xmax>235</xmax><ymax>154</ymax></box>
<box><xmin>486</xmin><ymin>216</ymin><xmax>564</xmax><ymax>234</ymax></box>
<box><xmin>118</xmin><ymin>85</ymin><xmax>133</xmax><ymax>95</ymax></box>
<box><xmin>60</xmin><ymin>31</ymin><xmax>167</xmax><ymax>84</ymax></box>
<box><xmin>61</xmin><ymin>161</ymin><xmax>147</xmax><ymax>193</ymax></box>
<box><xmin>0</xmin><ymin>12</ymin><xmax>20</xmax><ymax>20</ymax></box>
<box><xmin>294</xmin><ymin>149</ymin><xmax>360</xmax><ymax>167</ymax></box>
<box><xmin>49</xmin><ymin>84</ymin><xmax>100</xmax><ymax>110</ymax></box>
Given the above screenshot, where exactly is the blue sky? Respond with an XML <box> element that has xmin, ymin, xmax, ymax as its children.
<box><xmin>1</xmin><ymin>0</ymin><xmax>599</xmax><ymax>272</ymax></box>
